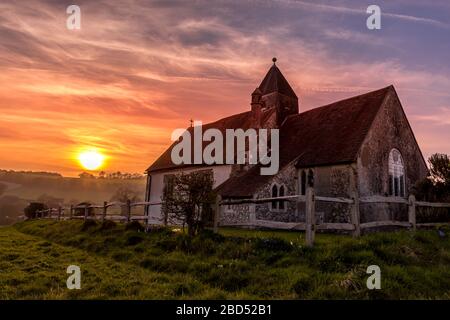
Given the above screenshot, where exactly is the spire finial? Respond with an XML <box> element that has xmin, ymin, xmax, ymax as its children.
<box><xmin>189</xmin><ymin>119</ymin><xmax>193</xmax><ymax>128</ymax></box>
<box><xmin>272</xmin><ymin>57</ymin><xmax>277</xmax><ymax>64</ymax></box>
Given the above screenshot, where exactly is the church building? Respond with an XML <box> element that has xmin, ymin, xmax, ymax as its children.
<box><xmin>145</xmin><ymin>59</ymin><xmax>428</xmax><ymax>227</ymax></box>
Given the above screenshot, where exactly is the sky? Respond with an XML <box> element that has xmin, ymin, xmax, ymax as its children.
<box><xmin>0</xmin><ymin>0</ymin><xmax>449</xmax><ymax>176</ymax></box>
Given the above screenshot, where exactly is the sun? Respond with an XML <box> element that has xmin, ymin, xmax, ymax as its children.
<box><xmin>78</xmin><ymin>150</ymin><xmax>104</xmax><ymax>171</ymax></box>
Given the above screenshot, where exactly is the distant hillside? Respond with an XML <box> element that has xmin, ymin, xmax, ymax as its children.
<box><xmin>0</xmin><ymin>170</ymin><xmax>146</xmax><ymax>225</ymax></box>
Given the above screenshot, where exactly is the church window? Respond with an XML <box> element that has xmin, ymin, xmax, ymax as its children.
<box><xmin>279</xmin><ymin>185</ymin><xmax>285</xmax><ymax>210</ymax></box>
<box><xmin>270</xmin><ymin>183</ymin><xmax>287</xmax><ymax>211</ymax></box>
<box><xmin>271</xmin><ymin>184</ymin><xmax>278</xmax><ymax>210</ymax></box>
<box><xmin>388</xmin><ymin>149</ymin><xmax>405</xmax><ymax>197</ymax></box>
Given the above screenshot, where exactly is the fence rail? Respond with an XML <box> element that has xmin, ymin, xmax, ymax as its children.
<box><xmin>33</xmin><ymin>188</ymin><xmax>449</xmax><ymax>247</ymax></box>
<box><xmin>216</xmin><ymin>188</ymin><xmax>450</xmax><ymax>247</ymax></box>
<box><xmin>35</xmin><ymin>201</ymin><xmax>162</xmax><ymax>225</ymax></box>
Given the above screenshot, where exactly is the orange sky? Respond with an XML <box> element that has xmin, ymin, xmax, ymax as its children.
<box><xmin>1</xmin><ymin>1</ymin><xmax>449</xmax><ymax>176</ymax></box>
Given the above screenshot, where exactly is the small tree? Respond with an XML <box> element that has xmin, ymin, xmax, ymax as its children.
<box><xmin>24</xmin><ymin>202</ymin><xmax>47</xmax><ymax>219</ymax></box>
<box><xmin>414</xmin><ymin>154</ymin><xmax>450</xmax><ymax>198</ymax></box>
<box><xmin>162</xmin><ymin>170</ymin><xmax>215</xmax><ymax>237</ymax></box>
<box><xmin>110</xmin><ymin>187</ymin><xmax>142</xmax><ymax>203</ymax></box>
<box><xmin>79</xmin><ymin>172</ymin><xmax>95</xmax><ymax>179</ymax></box>
<box><xmin>428</xmin><ymin>153</ymin><xmax>450</xmax><ymax>185</ymax></box>
<box><xmin>413</xmin><ymin>153</ymin><xmax>450</xmax><ymax>222</ymax></box>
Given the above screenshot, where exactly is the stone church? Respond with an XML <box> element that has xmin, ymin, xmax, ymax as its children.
<box><xmin>145</xmin><ymin>59</ymin><xmax>428</xmax><ymax>226</ymax></box>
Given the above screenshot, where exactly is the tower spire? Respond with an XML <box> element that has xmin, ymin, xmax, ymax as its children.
<box><xmin>254</xmin><ymin>58</ymin><xmax>299</xmax><ymax>126</ymax></box>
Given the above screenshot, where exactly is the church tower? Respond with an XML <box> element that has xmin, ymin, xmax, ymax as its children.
<box><xmin>251</xmin><ymin>58</ymin><xmax>299</xmax><ymax>127</ymax></box>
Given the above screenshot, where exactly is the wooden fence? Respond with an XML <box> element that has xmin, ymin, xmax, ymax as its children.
<box><xmin>34</xmin><ymin>187</ymin><xmax>449</xmax><ymax>247</ymax></box>
<box><xmin>215</xmin><ymin>187</ymin><xmax>450</xmax><ymax>247</ymax></box>
<box><xmin>35</xmin><ymin>200</ymin><xmax>162</xmax><ymax>226</ymax></box>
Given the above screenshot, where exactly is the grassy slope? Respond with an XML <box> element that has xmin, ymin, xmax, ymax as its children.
<box><xmin>1</xmin><ymin>177</ymin><xmax>146</xmax><ymax>204</ymax></box>
<box><xmin>1</xmin><ymin>220</ymin><xmax>450</xmax><ymax>299</ymax></box>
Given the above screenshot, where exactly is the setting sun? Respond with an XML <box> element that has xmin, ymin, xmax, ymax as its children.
<box><xmin>78</xmin><ymin>150</ymin><xmax>104</xmax><ymax>171</ymax></box>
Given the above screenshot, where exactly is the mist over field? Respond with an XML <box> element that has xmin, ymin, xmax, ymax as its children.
<box><xmin>0</xmin><ymin>170</ymin><xmax>146</xmax><ymax>225</ymax></box>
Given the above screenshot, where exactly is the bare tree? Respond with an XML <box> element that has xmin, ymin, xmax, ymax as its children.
<box><xmin>162</xmin><ymin>170</ymin><xmax>215</xmax><ymax>237</ymax></box>
<box><xmin>110</xmin><ymin>186</ymin><xmax>142</xmax><ymax>203</ymax></box>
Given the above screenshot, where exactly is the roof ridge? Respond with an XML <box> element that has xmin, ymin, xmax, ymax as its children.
<box><xmin>297</xmin><ymin>86</ymin><xmax>392</xmax><ymax>117</ymax></box>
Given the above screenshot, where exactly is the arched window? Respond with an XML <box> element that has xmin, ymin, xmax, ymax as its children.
<box><xmin>270</xmin><ymin>183</ymin><xmax>287</xmax><ymax>211</ymax></box>
<box><xmin>388</xmin><ymin>149</ymin><xmax>405</xmax><ymax>197</ymax></box>
<box><xmin>300</xmin><ymin>170</ymin><xmax>306</xmax><ymax>195</ymax></box>
<box><xmin>279</xmin><ymin>185</ymin><xmax>285</xmax><ymax>210</ymax></box>
<box><xmin>271</xmin><ymin>184</ymin><xmax>278</xmax><ymax>210</ymax></box>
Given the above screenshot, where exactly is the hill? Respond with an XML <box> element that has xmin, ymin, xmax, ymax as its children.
<box><xmin>0</xmin><ymin>170</ymin><xmax>146</xmax><ymax>225</ymax></box>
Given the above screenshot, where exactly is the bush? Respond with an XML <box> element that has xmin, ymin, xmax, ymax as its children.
<box><xmin>24</xmin><ymin>202</ymin><xmax>47</xmax><ymax>219</ymax></box>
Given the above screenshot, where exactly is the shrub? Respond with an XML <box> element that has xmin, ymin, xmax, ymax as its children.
<box><xmin>24</xmin><ymin>202</ymin><xmax>47</xmax><ymax>219</ymax></box>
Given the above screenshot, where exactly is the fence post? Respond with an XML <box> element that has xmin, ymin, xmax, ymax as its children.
<box><xmin>126</xmin><ymin>200</ymin><xmax>131</xmax><ymax>223</ymax></box>
<box><xmin>69</xmin><ymin>205</ymin><xmax>73</xmax><ymax>219</ymax></box>
<box><xmin>84</xmin><ymin>205</ymin><xmax>89</xmax><ymax>221</ymax></box>
<box><xmin>249</xmin><ymin>195</ymin><xmax>257</xmax><ymax>226</ymax></box>
<box><xmin>408</xmin><ymin>194</ymin><xmax>416</xmax><ymax>231</ymax></box>
<box><xmin>102</xmin><ymin>201</ymin><xmax>107</xmax><ymax>222</ymax></box>
<box><xmin>57</xmin><ymin>206</ymin><xmax>62</xmax><ymax>221</ymax></box>
<box><xmin>351</xmin><ymin>191</ymin><xmax>361</xmax><ymax>237</ymax></box>
<box><xmin>213</xmin><ymin>195</ymin><xmax>221</xmax><ymax>233</ymax></box>
<box><xmin>144</xmin><ymin>204</ymin><xmax>149</xmax><ymax>229</ymax></box>
<box><xmin>305</xmin><ymin>187</ymin><xmax>315</xmax><ymax>247</ymax></box>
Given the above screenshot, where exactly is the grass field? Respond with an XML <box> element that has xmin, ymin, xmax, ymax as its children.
<box><xmin>1</xmin><ymin>220</ymin><xmax>449</xmax><ymax>299</ymax></box>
